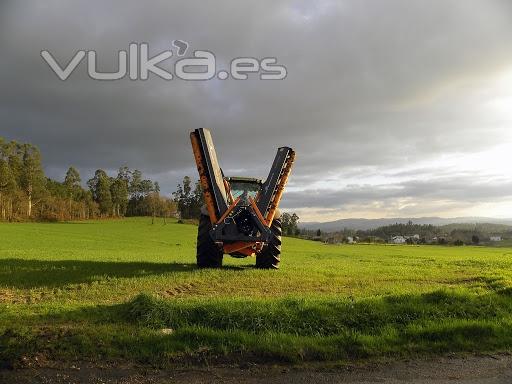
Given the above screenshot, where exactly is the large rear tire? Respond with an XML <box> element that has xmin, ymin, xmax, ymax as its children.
<box><xmin>197</xmin><ymin>214</ymin><xmax>223</xmax><ymax>268</ymax></box>
<box><xmin>256</xmin><ymin>217</ymin><xmax>282</xmax><ymax>269</ymax></box>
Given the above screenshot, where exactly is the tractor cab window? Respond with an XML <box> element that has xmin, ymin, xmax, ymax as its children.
<box><xmin>229</xmin><ymin>181</ymin><xmax>260</xmax><ymax>204</ymax></box>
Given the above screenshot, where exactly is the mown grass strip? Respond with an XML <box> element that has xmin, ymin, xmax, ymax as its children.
<box><xmin>124</xmin><ymin>289</ymin><xmax>512</xmax><ymax>336</ymax></box>
<box><xmin>2</xmin><ymin>289</ymin><xmax>512</xmax><ymax>366</ymax></box>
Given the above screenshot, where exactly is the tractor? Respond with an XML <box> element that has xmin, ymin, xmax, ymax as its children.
<box><xmin>190</xmin><ymin>128</ymin><xmax>295</xmax><ymax>269</ymax></box>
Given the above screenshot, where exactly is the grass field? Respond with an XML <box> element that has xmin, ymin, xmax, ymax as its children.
<box><xmin>1</xmin><ymin>218</ymin><xmax>512</xmax><ymax>366</ymax></box>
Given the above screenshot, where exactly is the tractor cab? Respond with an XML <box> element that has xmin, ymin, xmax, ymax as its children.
<box><xmin>225</xmin><ymin>177</ymin><xmax>262</xmax><ymax>205</ymax></box>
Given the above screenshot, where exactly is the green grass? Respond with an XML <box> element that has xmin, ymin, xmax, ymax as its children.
<box><xmin>1</xmin><ymin>218</ymin><xmax>512</xmax><ymax>365</ymax></box>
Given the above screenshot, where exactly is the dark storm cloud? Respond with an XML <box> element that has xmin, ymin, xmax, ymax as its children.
<box><xmin>1</xmin><ymin>0</ymin><xmax>511</xmax><ymax>217</ymax></box>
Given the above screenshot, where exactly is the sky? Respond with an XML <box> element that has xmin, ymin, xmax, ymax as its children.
<box><xmin>1</xmin><ymin>0</ymin><xmax>511</xmax><ymax>222</ymax></box>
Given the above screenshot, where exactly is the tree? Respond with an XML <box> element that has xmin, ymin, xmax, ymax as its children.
<box><xmin>316</xmin><ymin>229</ymin><xmax>322</xmax><ymax>237</ymax></box>
<box><xmin>64</xmin><ymin>167</ymin><xmax>81</xmax><ymax>193</ymax></box>
<box><xmin>110</xmin><ymin>169</ymin><xmax>129</xmax><ymax>217</ymax></box>
<box><xmin>281</xmin><ymin>213</ymin><xmax>291</xmax><ymax>234</ymax></box>
<box><xmin>140</xmin><ymin>179</ymin><xmax>155</xmax><ymax>196</ymax></box>
<box><xmin>173</xmin><ymin>177</ymin><xmax>203</xmax><ymax>219</ymax></box>
<box><xmin>129</xmin><ymin>169</ymin><xmax>143</xmax><ymax>199</ymax></box>
<box><xmin>147</xmin><ymin>191</ymin><xmax>160</xmax><ymax>224</ymax></box>
<box><xmin>64</xmin><ymin>167</ymin><xmax>81</xmax><ymax>216</ymax></box>
<box><xmin>280</xmin><ymin>212</ymin><xmax>300</xmax><ymax>236</ymax></box>
<box><xmin>20</xmin><ymin>144</ymin><xmax>46</xmax><ymax>217</ymax></box>
<box><xmin>87</xmin><ymin>170</ymin><xmax>113</xmax><ymax>216</ymax></box>
<box><xmin>6</xmin><ymin>141</ymin><xmax>23</xmax><ymax>186</ymax></box>
<box><xmin>290</xmin><ymin>213</ymin><xmax>300</xmax><ymax>236</ymax></box>
<box><xmin>182</xmin><ymin>176</ymin><xmax>192</xmax><ymax>197</ymax></box>
<box><xmin>173</xmin><ymin>184</ymin><xmax>184</xmax><ymax>218</ymax></box>
<box><xmin>117</xmin><ymin>166</ymin><xmax>131</xmax><ymax>185</ymax></box>
<box><xmin>82</xmin><ymin>190</ymin><xmax>98</xmax><ymax>219</ymax></box>
<box><xmin>472</xmin><ymin>235</ymin><xmax>480</xmax><ymax>245</ymax></box>
<box><xmin>0</xmin><ymin>158</ymin><xmax>17</xmax><ymax>220</ymax></box>
<box><xmin>161</xmin><ymin>197</ymin><xmax>177</xmax><ymax>224</ymax></box>
<box><xmin>173</xmin><ymin>176</ymin><xmax>192</xmax><ymax>219</ymax></box>
<box><xmin>191</xmin><ymin>180</ymin><xmax>204</xmax><ymax>218</ymax></box>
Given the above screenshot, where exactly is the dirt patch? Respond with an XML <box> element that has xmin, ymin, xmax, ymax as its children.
<box><xmin>162</xmin><ymin>282</ymin><xmax>200</xmax><ymax>297</ymax></box>
<box><xmin>2</xmin><ymin>354</ymin><xmax>512</xmax><ymax>384</ymax></box>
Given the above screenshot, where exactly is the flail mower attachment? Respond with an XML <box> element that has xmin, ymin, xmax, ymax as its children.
<box><xmin>190</xmin><ymin>128</ymin><xmax>295</xmax><ymax>269</ymax></box>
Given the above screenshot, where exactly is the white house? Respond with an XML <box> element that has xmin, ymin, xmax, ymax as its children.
<box><xmin>490</xmin><ymin>236</ymin><xmax>502</xmax><ymax>242</ymax></box>
<box><xmin>391</xmin><ymin>236</ymin><xmax>406</xmax><ymax>244</ymax></box>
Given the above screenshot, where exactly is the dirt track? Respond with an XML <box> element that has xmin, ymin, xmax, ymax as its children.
<box><xmin>2</xmin><ymin>354</ymin><xmax>512</xmax><ymax>384</ymax></box>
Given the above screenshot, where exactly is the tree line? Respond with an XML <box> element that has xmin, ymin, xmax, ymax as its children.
<box><xmin>0</xmin><ymin>137</ymin><xmax>176</xmax><ymax>222</ymax></box>
<box><xmin>1</xmin><ymin>136</ymin><xmax>301</xmax><ymax>228</ymax></box>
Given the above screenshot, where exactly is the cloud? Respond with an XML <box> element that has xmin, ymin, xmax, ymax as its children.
<box><xmin>283</xmin><ymin>176</ymin><xmax>512</xmax><ymax>208</ymax></box>
<box><xmin>0</xmin><ymin>0</ymin><xmax>511</xmax><ymax>219</ymax></box>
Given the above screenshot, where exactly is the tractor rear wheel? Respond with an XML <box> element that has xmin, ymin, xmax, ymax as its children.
<box><xmin>197</xmin><ymin>214</ymin><xmax>223</xmax><ymax>268</ymax></box>
<box><xmin>256</xmin><ymin>217</ymin><xmax>282</xmax><ymax>269</ymax></box>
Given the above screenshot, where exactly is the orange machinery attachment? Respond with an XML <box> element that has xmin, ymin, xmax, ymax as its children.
<box><xmin>190</xmin><ymin>128</ymin><xmax>295</xmax><ymax>259</ymax></box>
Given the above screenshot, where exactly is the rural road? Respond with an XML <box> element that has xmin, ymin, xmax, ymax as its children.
<box><xmin>2</xmin><ymin>354</ymin><xmax>512</xmax><ymax>384</ymax></box>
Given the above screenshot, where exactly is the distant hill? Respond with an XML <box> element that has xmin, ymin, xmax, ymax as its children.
<box><xmin>299</xmin><ymin>217</ymin><xmax>512</xmax><ymax>232</ymax></box>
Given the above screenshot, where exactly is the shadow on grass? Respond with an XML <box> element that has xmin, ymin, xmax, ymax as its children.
<box><xmin>35</xmin><ymin>221</ymin><xmax>98</xmax><ymax>225</ymax></box>
<box><xmin>0</xmin><ymin>259</ymin><xmax>220</xmax><ymax>289</ymax></box>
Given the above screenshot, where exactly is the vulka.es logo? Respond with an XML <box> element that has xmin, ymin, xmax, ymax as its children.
<box><xmin>41</xmin><ymin>41</ymin><xmax>287</xmax><ymax>81</ymax></box>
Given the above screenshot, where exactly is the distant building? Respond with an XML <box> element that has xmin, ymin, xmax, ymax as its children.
<box><xmin>324</xmin><ymin>237</ymin><xmax>338</xmax><ymax>244</ymax></box>
<box><xmin>490</xmin><ymin>236</ymin><xmax>502</xmax><ymax>242</ymax></box>
<box><xmin>391</xmin><ymin>235</ymin><xmax>406</xmax><ymax>244</ymax></box>
<box><xmin>346</xmin><ymin>236</ymin><xmax>354</xmax><ymax>244</ymax></box>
